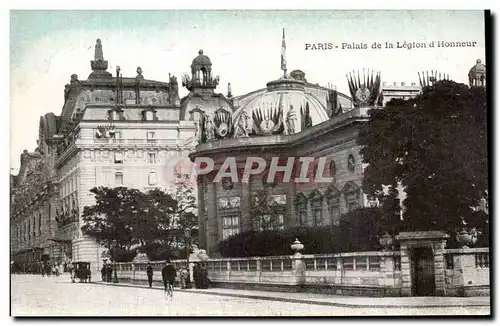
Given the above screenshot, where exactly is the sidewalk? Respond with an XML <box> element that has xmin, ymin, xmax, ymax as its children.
<box><xmin>94</xmin><ymin>281</ymin><xmax>490</xmax><ymax>309</ymax></box>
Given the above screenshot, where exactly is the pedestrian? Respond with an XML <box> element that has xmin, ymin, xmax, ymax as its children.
<box><xmin>146</xmin><ymin>263</ymin><xmax>154</xmax><ymax>288</ymax></box>
<box><xmin>161</xmin><ymin>260</ymin><xmax>177</xmax><ymax>294</ymax></box>
<box><xmin>107</xmin><ymin>265</ymin><xmax>113</xmax><ymax>282</ymax></box>
<box><xmin>200</xmin><ymin>263</ymin><xmax>208</xmax><ymax>289</ymax></box>
<box><xmin>101</xmin><ymin>265</ymin><xmax>107</xmax><ymax>281</ymax></box>
<box><xmin>180</xmin><ymin>267</ymin><xmax>189</xmax><ymax>289</ymax></box>
<box><xmin>193</xmin><ymin>262</ymin><xmax>201</xmax><ymax>289</ymax></box>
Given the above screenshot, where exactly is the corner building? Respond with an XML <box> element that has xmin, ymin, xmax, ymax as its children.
<box><xmin>10</xmin><ymin>40</ymin><xmax>197</xmax><ymax>271</ymax></box>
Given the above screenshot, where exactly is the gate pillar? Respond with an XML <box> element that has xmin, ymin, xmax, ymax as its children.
<box><xmin>395</xmin><ymin>231</ymin><xmax>449</xmax><ymax>296</ymax></box>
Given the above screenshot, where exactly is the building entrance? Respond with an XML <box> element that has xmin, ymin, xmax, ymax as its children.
<box><xmin>411</xmin><ymin>247</ymin><xmax>435</xmax><ymax>296</ymax></box>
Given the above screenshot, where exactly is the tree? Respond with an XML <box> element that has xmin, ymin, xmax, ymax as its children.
<box><xmin>80</xmin><ymin>187</ymin><xmax>141</xmax><ymax>259</ymax></box>
<box><xmin>358</xmin><ymin>81</ymin><xmax>488</xmax><ymax>236</ymax></box>
<box><xmin>249</xmin><ymin>189</ymin><xmax>286</xmax><ymax>231</ymax></box>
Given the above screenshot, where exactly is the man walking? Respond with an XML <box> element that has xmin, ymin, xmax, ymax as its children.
<box><xmin>146</xmin><ymin>263</ymin><xmax>154</xmax><ymax>288</ymax></box>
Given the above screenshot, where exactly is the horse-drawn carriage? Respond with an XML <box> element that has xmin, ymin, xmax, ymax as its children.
<box><xmin>71</xmin><ymin>261</ymin><xmax>92</xmax><ymax>283</ymax></box>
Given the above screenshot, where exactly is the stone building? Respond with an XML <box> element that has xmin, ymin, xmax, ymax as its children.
<box><xmin>10</xmin><ymin>39</ymin><xmax>198</xmax><ymax>271</ymax></box>
<box><xmin>189</xmin><ymin>40</ymin><xmax>486</xmax><ymax>255</ymax></box>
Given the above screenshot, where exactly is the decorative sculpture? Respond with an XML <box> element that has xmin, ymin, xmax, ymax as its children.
<box><xmin>233</xmin><ymin>108</ymin><xmax>251</xmax><ymax>138</ymax></box>
<box><xmin>300</xmin><ymin>103</ymin><xmax>313</xmax><ymax>130</ymax></box>
<box><xmin>285</xmin><ymin>106</ymin><xmax>296</xmax><ymax>135</ymax></box>
<box><xmin>346</xmin><ymin>69</ymin><xmax>381</xmax><ymax>108</ymax></box>
<box><xmin>94</xmin><ymin>39</ymin><xmax>104</xmax><ymax>60</ymax></box>
<box><xmin>169</xmin><ymin>75</ymin><xmax>180</xmax><ymax>103</ymax></box>
<box><xmin>204</xmin><ymin>113</ymin><xmax>215</xmax><ymax>141</ymax></box>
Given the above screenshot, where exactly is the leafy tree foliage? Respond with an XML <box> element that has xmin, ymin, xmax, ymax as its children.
<box><xmin>249</xmin><ymin>189</ymin><xmax>286</xmax><ymax>231</ymax></box>
<box><xmin>358</xmin><ymin>81</ymin><xmax>488</xmax><ymax>237</ymax></box>
<box><xmin>81</xmin><ymin>179</ymin><xmax>198</xmax><ymax>261</ymax></box>
<box><xmin>219</xmin><ymin>207</ymin><xmax>386</xmax><ymax>257</ymax></box>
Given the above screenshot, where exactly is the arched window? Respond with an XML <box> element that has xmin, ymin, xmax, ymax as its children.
<box><xmin>294</xmin><ymin>193</ymin><xmax>308</xmax><ymax>226</ymax></box>
<box><xmin>309</xmin><ymin>190</ymin><xmax>323</xmax><ymax>227</ymax></box>
<box><xmin>325</xmin><ymin>185</ymin><xmax>341</xmax><ymax>226</ymax></box>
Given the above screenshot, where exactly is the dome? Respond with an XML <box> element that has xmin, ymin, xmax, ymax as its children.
<box><xmin>469</xmin><ymin>59</ymin><xmax>486</xmax><ymax>76</ymax></box>
<box><xmin>290</xmin><ymin>70</ymin><xmax>307</xmax><ymax>82</ymax></box>
<box><xmin>191</xmin><ymin>50</ymin><xmax>212</xmax><ymax>67</ymax></box>
<box><xmin>237</xmin><ymin>76</ymin><xmax>329</xmax><ymax>134</ymax></box>
<box><xmin>468</xmin><ymin>59</ymin><xmax>486</xmax><ymax>87</ymax></box>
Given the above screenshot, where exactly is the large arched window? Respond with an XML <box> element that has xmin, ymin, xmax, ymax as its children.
<box><xmin>325</xmin><ymin>185</ymin><xmax>341</xmax><ymax>226</ymax></box>
<box><xmin>309</xmin><ymin>189</ymin><xmax>323</xmax><ymax>227</ymax></box>
<box><xmin>342</xmin><ymin>181</ymin><xmax>361</xmax><ymax>212</ymax></box>
<box><xmin>294</xmin><ymin>193</ymin><xmax>308</xmax><ymax>226</ymax></box>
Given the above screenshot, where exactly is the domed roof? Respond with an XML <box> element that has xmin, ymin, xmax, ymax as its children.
<box><xmin>192</xmin><ymin>50</ymin><xmax>212</xmax><ymax>67</ymax></box>
<box><xmin>469</xmin><ymin>59</ymin><xmax>486</xmax><ymax>76</ymax></box>
<box><xmin>237</xmin><ymin>76</ymin><xmax>329</xmax><ymax>134</ymax></box>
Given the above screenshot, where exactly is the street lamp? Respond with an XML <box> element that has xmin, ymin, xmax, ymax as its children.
<box><xmin>184</xmin><ymin>227</ymin><xmax>192</xmax><ymax>288</ymax></box>
<box><xmin>111</xmin><ymin>240</ymin><xmax>119</xmax><ymax>283</ymax></box>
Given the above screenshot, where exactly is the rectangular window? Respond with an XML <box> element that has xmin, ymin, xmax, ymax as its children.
<box><xmin>148</xmin><ymin>153</ymin><xmax>156</xmax><ymax>164</ymax></box>
<box><xmin>114</xmin><ymin>152</ymin><xmax>123</xmax><ymax>164</ymax></box>
<box><xmin>145</xmin><ymin>111</ymin><xmax>154</xmax><ymax>121</ymax></box>
<box><xmin>115</xmin><ymin>172</ymin><xmax>123</xmax><ymax>185</ymax></box>
<box><xmin>146</xmin><ymin>132</ymin><xmax>156</xmax><ymax>142</ymax></box>
<box><xmin>347</xmin><ymin>201</ymin><xmax>359</xmax><ymax>212</ymax></box>
<box><xmin>222</xmin><ymin>215</ymin><xmax>240</xmax><ymax>239</ymax></box>
<box><xmin>255</xmin><ymin>214</ymin><xmax>284</xmax><ymax>231</ymax></box>
<box><xmin>148</xmin><ymin>172</ymin><xmax>157</xmax><ymax>185</ymax></box>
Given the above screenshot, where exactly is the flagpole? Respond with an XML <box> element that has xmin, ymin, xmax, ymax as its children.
<box><xmin>281</xmin><ymin>28</ymin><xmax>287</xmax><ymax>78</ymax></box>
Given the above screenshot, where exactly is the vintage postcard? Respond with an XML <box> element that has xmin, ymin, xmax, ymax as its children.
<box><xmin>10</xmin><ymin>10</ymin><xmax>490</xmax><ymax>317</ymax></box>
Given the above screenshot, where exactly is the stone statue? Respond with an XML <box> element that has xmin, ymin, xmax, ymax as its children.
<box><xmin>233</xmin><ymin>108</ymin><xmax>251</xmax><ymax>138</ymax></box>
<box><xmin>70</xmin><ymin>74</ymin><xmax>79</xmax><ymax>84</ymax></box>
<box><xmin>169</xmin><ymin>75</ymin><xmax>180</xmax><ymax>103</ymax></box>
<box><xmin>94</xmin><ymin>39</ymin><xmax>104</xmax><ymax>60</ymax></box>
<box><xmin>285</xmin><ymin>106</ymin><xmax>296</xmax><ymax>135</ymax></box>
<box><xmin>204</xmin><ymin>113</ymin><xmax>215</xmax><ymax>141</ymax></box>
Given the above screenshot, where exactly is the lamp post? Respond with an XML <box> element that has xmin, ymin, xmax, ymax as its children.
<box><xmin>184</xmin><ymin>227</ymin><xmax>192</xmax><ymax>288</ymax></box>
<box><xmin>112</xmin><ymin>240</ymin><xmax>119</xmax><ymax>283</ymax></box>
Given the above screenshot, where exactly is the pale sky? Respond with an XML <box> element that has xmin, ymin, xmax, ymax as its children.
<box><xmin>10</xmin><ymin>10</ymin><xmax>486</xmax><ymax>173</ymax></box>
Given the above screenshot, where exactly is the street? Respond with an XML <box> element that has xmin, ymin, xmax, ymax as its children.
<box><xmin>11</xmin><ymin>274</ymin><xmax>489</xmax><ymax>316</ymax></box>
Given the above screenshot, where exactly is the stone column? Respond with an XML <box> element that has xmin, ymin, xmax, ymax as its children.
<box><xmin>400</xmin><ymin>244</ymin><xmax>412</xmax><ymax>296</ymax></box>
<box><xmin>434</xmin><ymin>241</ymin><xmax>447</xmax><ymax>296</ymax></box>
<box><xmin>287</xmin><ymin>184</ymin><xmax>296</xmax><ymax>227</ymax></box>
<box><xmin>240</xmin><ymin>181</ymin><xmax>252</xmax><ymax>232</ymax></box>
<box><xmin>205</xmin><ymin>180</ymin><xmax>218</xmax><ymax>256</ymax></box>
<box><xmin>197</xmin><ymin>183</ymin><xmax>207</xmax><ymax>249</ymax></box>
<box><xmin>306</xmin><ymin>200</ymin><xmax>313</xmax><ymax>226</ymax></box>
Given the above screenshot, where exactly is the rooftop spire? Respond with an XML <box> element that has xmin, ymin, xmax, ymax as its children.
<box><xmin>89</xmin><ymin>38</ymin><xmax>111</xmax><ymax>79</ymax></box>
<box><xmin>94</xmin><ymin>38</ymin><xmax>104</xmax><ymax>60</ymax></box>
<box><xmin>281</xmin><ymin>28</ymin><xmax>287</xmax><ymax>78</ymax></box>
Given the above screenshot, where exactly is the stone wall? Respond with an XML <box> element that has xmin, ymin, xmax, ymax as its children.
<box><xmin>111</xmin><ymin>246</ymin><xmax>489</xmax><ymax>297</ymax></box>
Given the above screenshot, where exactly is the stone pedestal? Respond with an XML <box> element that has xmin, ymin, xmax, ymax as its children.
<box><xmin>395</xmin><ymin>231</ymin><xmax>449</xmax><ymax>297</ymax></box>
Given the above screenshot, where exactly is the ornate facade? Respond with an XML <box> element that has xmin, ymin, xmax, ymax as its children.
<box><xmin>188</xmin><ymin>34</ymin><xmax>486</xmax><ymax>255</ymax></box>
<box><xmin>10</xmin><ymin>39</ymin><xmax>197</xmax><ymax>271</ymax></box>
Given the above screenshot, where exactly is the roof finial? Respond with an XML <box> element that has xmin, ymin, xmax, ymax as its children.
<box><xmin>95</xmin><ymin>39</ymin><xmax>104</xmax><ymax>60</ymax></box>
<box><xmin>281</xmin><ymin>28</ymin><xmax>287</xmax><ymax>78</ymax></box>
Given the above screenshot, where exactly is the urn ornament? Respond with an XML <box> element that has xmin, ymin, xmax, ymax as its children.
<box><xmin>291</xmin><ymin>238</ymin><xmax>304</xmax><ymax>253</ymax></box>
<box><xmin>456</xmin><ymin>229</ymin><xmax>476</xmax><ymax>248</ymax></box>
<box><xmin>379</xmin><ymin>232</ymin><xmax>393</xmax><ymax>250</ymax></box>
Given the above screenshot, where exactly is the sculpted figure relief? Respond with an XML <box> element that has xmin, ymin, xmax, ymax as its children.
<box><xmin>204</xmin><ymin>113</ymin><xmax>215</xmax><ymax>141</ymax></box>
<box><xmin>285</xmin><ymin>106</ymin><xmax>297</xmax><ymax>135</ymax></box>
<box><xmin>233</xmin><ymin>108</ymin><xmax>251</xmax><ymax>138</ymax></box>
